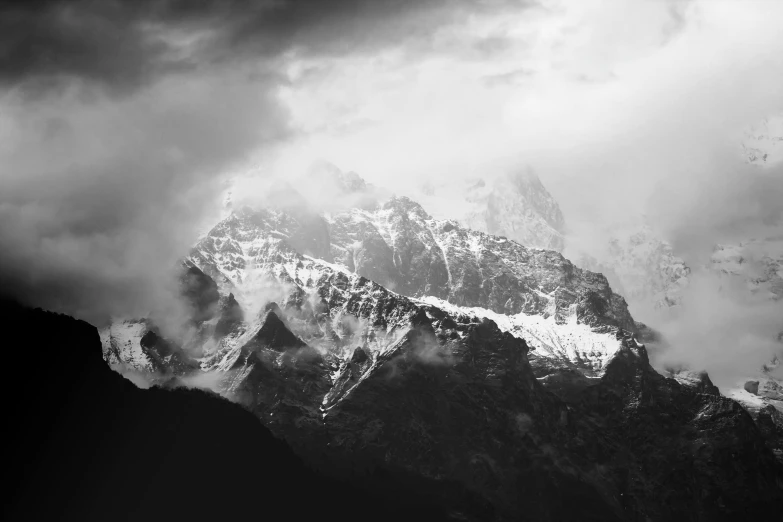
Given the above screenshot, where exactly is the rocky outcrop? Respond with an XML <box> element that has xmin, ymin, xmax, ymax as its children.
<box><xmin>178</xmin><ymin>264</ymin><xmax>220</xmax><ymax>321</ymax></box>
<box><xmin>577</xmin><ymin>342</ymin><xmax>783</xmax><ymax>519</ymax></box>
<box><xmin>100</xmin><ymin>179</ymin><xmax>783</xmax><ymax>520</ymax></box>
<box><xmin>105</xmin><ymin>236</ymin><xmax>783</xmax><ymax>520</ymax></box>
<box><xmin>214</xmin><ymin>292</ymin><xmax>243</xmax><ymax>338</ymax></box>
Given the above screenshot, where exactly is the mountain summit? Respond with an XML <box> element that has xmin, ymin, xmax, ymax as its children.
<box><xmin>101</xmin><ymin>174</ymin><xmax>783</xmax><ymax>521</ymax></box>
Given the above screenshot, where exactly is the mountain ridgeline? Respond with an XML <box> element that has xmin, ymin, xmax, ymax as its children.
<box><xmin>97</xmin><ymin>175</ymin><xmax>783</xmax><ymax>521</ymax></box>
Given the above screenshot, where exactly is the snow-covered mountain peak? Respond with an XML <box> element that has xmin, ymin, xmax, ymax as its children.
<box><xmin>97</xmin><ymin>169</ymin><xmax>783</xmax><ymax>516</ymax></box>
<box><xmin>382</xmin><ymin>194</ymin><xmax>433</xmax><ymax>220</ymax></box>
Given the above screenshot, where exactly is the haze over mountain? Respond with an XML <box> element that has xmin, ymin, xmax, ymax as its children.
<box><xmin>101</xmin><ymin>176</ymin><xmax>783</xmax><ymax>519</ymax></box>
<box><xmin>2</xmin><ymin>1</ymin><xmax>783</xmax><ymax>520</ymax></box>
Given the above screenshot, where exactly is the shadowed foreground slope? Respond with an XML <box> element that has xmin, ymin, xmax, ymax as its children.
<box><xmin>0</xmin><ymin>301</ymin><xmax>453</xmax><ymax>522</ymax></box>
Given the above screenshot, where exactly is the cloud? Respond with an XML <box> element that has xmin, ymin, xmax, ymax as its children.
<box><xmin>2</xmin><ymin>0</ymin><xmax>781</xmax><ymax>390</ymax></box>
<box><xmin>241</xmin><ymin>0</ymin><xmax>783</xmax><ymax>387</ymax></box>
<box><xmin>482</xmin><ymin>68</ymin><xmax>535</xmax><ymax>88</ymax></box>
<box><xmin>0</xmin><ymin>0</ymin><xmax>534</xmax><ymax>94</ymax></box>
<box><xmin>267</xmin><ymin>0</ymin><xmax>781</xmax><ymax>228</ymax></box>
<box><xmin>176</xmin><ymin>371</ymin><xmax>226</xmax><ymax>394</ymax></box>
<box><xmin>1</xmin><ymin>0</ymin><xmax>509</xmax><ymax>325</ymax></box>
<box><xmin>0</xmin><ymin>66</ymin><xmax>287</xmax><ymax>326</ymax></box>
<box><xmin>654</xmin><ymin>270</ymin><xmax>783</xmax><ymax>388</ymax></box>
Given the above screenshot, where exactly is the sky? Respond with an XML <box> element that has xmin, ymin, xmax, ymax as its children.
<box><xmin>268</xmin><ymin>0</ymin><xmax>783</xmax><ymax>227</ymax></box>
<box><xmin>0</xmin><ymin>0</ymin><xmax>781</xmax><ymax>383</ymax></box>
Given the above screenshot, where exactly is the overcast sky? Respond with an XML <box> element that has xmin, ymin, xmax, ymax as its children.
<box><xmin>269</xmin><ymin>0</ymin><xmax>783</xmax><ymax>228</ymax></box>
<box><xmin>0</xmin><ymin>0</ymin><xmax>781</xmax><ymax>353</ymax></box>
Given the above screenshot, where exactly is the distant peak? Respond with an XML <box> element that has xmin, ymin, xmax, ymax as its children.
<box><xmin>383</xmin><ymin>195</ymin><xmax>432</xmax><ymax>219</ymax></box>
<box><xmin>307</xmin><ymin>160</ymin><xmax>368</xmax><ymax>194</ymax></box>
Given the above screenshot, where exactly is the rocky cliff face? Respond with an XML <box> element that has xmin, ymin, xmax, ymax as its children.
<box><xmin>102</xmin><ymin>189</ymin><xmax>783</xmax><ymax>520</ymax></box>
<box><xmin>196</xmin><ymin>194</ymin><xmax>632</xmax><ymax>331</ymax></box>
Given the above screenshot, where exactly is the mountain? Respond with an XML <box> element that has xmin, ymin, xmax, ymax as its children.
<box><xmin>417</xmin><ymin>167</ymin><xmax>566</xmax><ymax>252</ymax></box>
<box><xmin>190</xmin><ymin>195</ymin><xmax>633</xmax><ymax>330</ymax></box>
<box><xmin>102</xmin><ymin>184</ymin><xmax>783</xmax><ymax>520</ymax></box>
<box><xmin>560</xmin><ymin>117</ymin><xmax>783</xmax><ymax>451</ymax></box>
<box><xmin>569</xmin><ymin>230</ymin><xmax>783</xmax><ymax>436</ymax></box>
<box><xmin>1</xmin><ymin>300</ymin><xmax>453</xmax><ymax>522</ymax></box>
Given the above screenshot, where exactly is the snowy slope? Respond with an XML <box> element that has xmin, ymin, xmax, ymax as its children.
<box><xmin>418</xmin><ymin>295</ymin><xmax>623</xmax><ymax>380</ymax></box>
<box><xmin>96</xmin><ymin>169</ymin><xmax>783</xmax><ymax>516</ymax></box>
<box><xmin>100</xmin><ymin>320</ymin><xmax>153</xmax><ymax>372</ymax></box>
<box><xmin>327</xmin><ymin>195</ymin><xmax>634</xmax><ymax>330</ymax></box>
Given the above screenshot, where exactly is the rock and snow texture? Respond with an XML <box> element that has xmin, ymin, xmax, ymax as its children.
<box><xmin>100</xmin><ymin>245</ymin><xmax>783</xmax><ymax>519</ymax></box>
<box><xmin>99</xmin><ymin>174</ymin><xmax>783</xmax><ymax>518</ymax></box>
<box><xmin>101</xmin><ymin>320</ymin><xmax>153</xmax><ymax>372</ymax></box>
<box><xmin>189</xmin><ymin>193</ymin><xmax>634</xmax><ymax>333</ymax></box>
<box><xmin>103</xmin><ymin>179</ymin><xmax>638</xmax><ymax>416</ymax></box>
<box><xmin>418</xmin><ymin>295</ymin><xmax>624</xmax><ymax>381</ymax></box>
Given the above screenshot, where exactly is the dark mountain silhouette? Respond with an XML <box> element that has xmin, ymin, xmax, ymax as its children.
<box><xmin>0</xmin><ymin>300</ymin><xmax>455</xmax><ymax>522</ymax></box>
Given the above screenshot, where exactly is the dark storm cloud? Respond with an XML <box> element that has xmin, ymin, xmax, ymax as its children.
<box><xmin>0</xmin><ymin>66</ymin><xmax>289</xmax><ymax>326</ymax></box>
<box><xmin>0</xmin><ymin>0</ymin><xmax>529</xmax><ymax>326</ymax></box>
<box><xmin>0</xmin><ymin>0</ymin><xmax>533</xmax><ymax>93</ymax></box>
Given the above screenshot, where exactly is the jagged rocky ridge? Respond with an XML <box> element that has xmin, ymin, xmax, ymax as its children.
<box><xmin>190</xmin><ymin>194</ymin><xmax>633</xmax><ymax>331</ymax></box>
<box><xmin>103</xmin><ymin>189</ymin><xmax>783</xmax><ymax>520</ymax></box>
